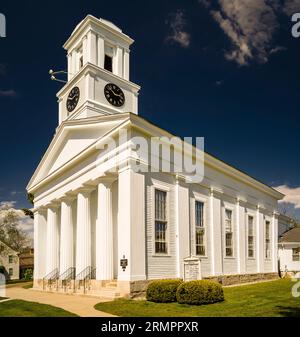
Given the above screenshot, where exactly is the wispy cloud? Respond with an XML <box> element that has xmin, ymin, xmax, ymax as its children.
<box><xmin>0</xmin><ymin>89</ymin><xmax>17</xmax><ymax>97</ymax></box>
<box><xmin>0</xmin><ymin>201</ymin><xmax>17</xmax><ymax>210</ymax></box>
<box><xmin>166</xmin><ymin>10</ymin><xmax>191</xmax><ymax>48</ymax></box>
<box><xmin>270</xmin><ymin>46</ymin><xmax>287</xmax><ymax>54</ymax></box>
<box><xmin>274</xmin><ymin>185</ymin><xmax>300</xmax><ymax>209</ymax></box>
<box><xmin>199</xmin><ymin>0</ymin><xmax>296</xmax><ymax>66</ymax></box>
<box><xmin>215</xmin><ymin>80</ymin><xmax>224</xmax><ymax>86</ymax></box>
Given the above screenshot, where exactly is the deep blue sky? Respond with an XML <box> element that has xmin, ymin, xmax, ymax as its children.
<box><xmin>0</xmin><ymin>0</ymin><xmax>299</xmax><ymax>213</ymax></box>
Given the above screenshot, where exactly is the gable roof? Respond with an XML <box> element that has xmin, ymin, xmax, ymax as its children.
<box><xmin>27</xmin><ymin>113</ymin><xmax>284</xmax><ymax>200</ymax></box>
<box><xmin>279</xmin><ymin>227</ymin><xmax>300</xmax><ymax>243</ymax></box>
<box><xmin>0</xmin><ymin>240</ymin><xmax>18</xmax><ymax>254</ymax></box>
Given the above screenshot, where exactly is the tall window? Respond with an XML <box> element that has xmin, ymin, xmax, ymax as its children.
<box><xmin>195</xmin><ymin>201</ymin><xmax>205</xmax><ymax>256</ymax></box>
<box><xmin>8</xmin><ymin>255</ymin><xmax>13</xmax><ymax>264</ymax></box>
<box><xmin>9</xmin><ymin>268</ymin><xmax>13</xmax><ymax>277</ymax></box>
<box><xmin>292</xmin><ymin>248</ymin><xmax>300</xmax><ymax>261</ymax></box>
<box><xmin>155</xmin><ymin>189</ymin><xmax>168</xmax><ymax>254</ymax></box>
<box><xmin>225</xmin><ymin>209</ymin><xmax>233</xmax><ymax>257</ymax></box>
<box><xmin>104</xmin><ymin>54</ymin><xmax>113</xmax><ymax>72</ymax></box>
<box><xmin>265</xmin><ymin>221</ymin><xmax>271</xmax><ymax>259</ymax></box>
<box><xmin>248</xmin><ymin>216</ymin><xmax>255</xmax><ymax>258</ymax></box>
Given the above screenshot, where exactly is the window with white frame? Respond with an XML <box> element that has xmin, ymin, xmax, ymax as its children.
<box><xmin>225</xmin><ymin>209</ymin><xmax>233</xmax><ymax>257</ymax></box>
<box><xmin>155</xmin><ymin>189</ymin><xmax>168</xmax><ymax>254</ymax></box>
<box><xmin>8</xmin><ymin>255</ymin><xmax>13</xmax><ymax>264</ymax></box>
<box><xmin>292</xmin><ymin>248</ymin><xmax>300</xmax><ymax>261</ymax></box>
<box><xmin>195</xmin><ymin>201</ymin><xmax>205</xmax><ymax>256</ymax></box>
<box><xmin>248</xmin><ymin>216</ymin><xmax>255</xmax><ymax>258</ymax></box>
<box><xmin>265</xmin><ymin>220</ymin><xmax>271</xmax><ymax>259</ymax></box>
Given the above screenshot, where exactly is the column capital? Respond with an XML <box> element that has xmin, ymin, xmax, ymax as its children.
<box><xmin>60</xmin><ymin>193</ymin><xmax>76</xmax><ymax>204</ymax></box>
<box><xmin>45</xmin><ymin>200</ymin><xmax>60</xmax><ymax>210</ymax></box>
<box><xmin>93</xmin><ymin>174</ymin><xmax>117</xmax><ymax>186</ymax></box>
<box><xmin>33</xmin><ymin>206</ymin><xmax>47</xmax><ymax>214</ymax></box>
<box><xmin>210</xmin><ymin>187</ymin><xmax>223</xmax><ymax>197</ymax></box>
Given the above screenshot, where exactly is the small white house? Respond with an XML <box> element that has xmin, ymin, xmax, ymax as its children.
<box><xmin>0</xmin><ymin>241</ymin><xmax>20</xmax><ymax>280</ymax></box>
<box><xmin>278</xmin><ymin>227</ymin><xmax>300</xmax><ymax>275</ymax></box>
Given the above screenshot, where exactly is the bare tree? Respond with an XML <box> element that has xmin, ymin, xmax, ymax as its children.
<box><xmin>278</xmin><ymin>202</ymin><xmax>300</xmax><ymax>228</ymax></box>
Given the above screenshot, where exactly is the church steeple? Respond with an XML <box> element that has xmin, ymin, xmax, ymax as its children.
<box><xmin>56</xmin><ymin>15</ymin><xmax>140</xmax><ymax>124</ymax></box>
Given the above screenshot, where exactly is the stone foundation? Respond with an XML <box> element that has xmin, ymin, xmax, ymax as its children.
<box><xmin>33</xmin><ymin>272</ymin><xmax>280</xmax><ymax>299</ymax></box>
<box><xmin>128</xmin><ymin>272</ymin><xmax>280</xmax><ymax>298</ymax></box>
<box><xmin>204</xmin><ymin>272</ymin><xmax>279</xmax><ymax>286</ymax></box>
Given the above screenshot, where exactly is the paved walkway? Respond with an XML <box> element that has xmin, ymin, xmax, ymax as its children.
<box><xmin>5</xmin><ymin>284</ymin><xmax>115</xmax><ymax>317</ymax></box>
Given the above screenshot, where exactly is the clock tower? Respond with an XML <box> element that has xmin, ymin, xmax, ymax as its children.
<box><xmin>57</xmin><ymin>15</ymin><xmax>140</xmax><ymax>125</ymax></box>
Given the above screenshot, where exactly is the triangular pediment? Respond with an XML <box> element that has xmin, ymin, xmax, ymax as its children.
<box><xmin>27</xmin><ymin>114</ymin><xmax>130</xmax><ymax>191</ymax></box>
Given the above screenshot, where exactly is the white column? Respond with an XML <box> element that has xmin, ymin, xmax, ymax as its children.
<box><xmin>46</xmin><ymin>205</ymin><xmax>60</xmax><ymax>275</ymax></box>
<box><xmin>272</xmin><ymin>212</ymin><xmax>278</xmax><ymax>272</ymax></box>
<box><xmin>175</xmin><ymin>178</ymin><xmax>189</xmax><ymax>278</ymax></box>
<box><xmin>123</xmin><ymin>49</ymin><xmax>130</xmax><ymax>80</ymax></box>
<box><xmin>236</xmin><ymin>199</ymin><xmax>241</xmax><ymax>274</ymax></box>
<box><xmin>256</xmin><ymin>205</ymin><xmax>261</xmax><ymax>273</ymax></box>
<box><xmin>96</xmin><ymin>181</ymin><xmax>114</xmax><ymax>280</ymax></box>
<box><xmin>67</xmin><ymin>53</ymin><xmax>72</xmax><ymax>81</ymax></box>
<box><xmin>82</xmin><ymin>36</ymin><xmax>88</xmax><ymax>66</ymax></box>
<box><xmin>209</xmin><ymin>190</ymin><xmax>216</xmax><ymax>276</ymax></box>
<box><xmin>76</xmin><ymin>189</ymin><xmax>92</xmax><ymax>275</ymax></box>
<box><xmin>118</xmin><ymin>169</ymin><xmax>146</xmax><ymax>282</ymax></box>
<box><xmin>115</xmin><ymin>46</ymin><xmax>123</xmax><ymax>77</ymax></box>
<box><xmin>71</xmin><ymin>50</ymin><xmax>77</xmax><ymax>75</ymax></box>
<box><xmin>97</xmin><ymin>35</ymin><xmax>105</xmax><ymax>68</ymax></box>
<box><xmin>59</xmin><ymin>197</ymin><xmax>75</xmax><ymax>275</ymax></box>
<box><xmin>33</xmin><ymin>208</ymin><xmax>47</xmax><ymax>283</ymax></box>
<box><xmin>87</xmin><ymin>30</ymin><xmax>97</xmax><ymax>64</ymax></box>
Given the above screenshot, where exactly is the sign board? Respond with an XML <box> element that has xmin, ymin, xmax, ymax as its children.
<box><xmin>183</xmin><ymin>256</ymin><xmax>202</xmax><ymax>282</ymax></box>
<box><xmin>120</xmin><ymin>259</ymin><xmax>128</xmax><ymax>272</ymax></box>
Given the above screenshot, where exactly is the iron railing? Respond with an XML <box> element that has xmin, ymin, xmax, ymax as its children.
<box><xmin>43</xmin><ymin>268</ymin><xmax>59</xmax><ymax>290</ymax></box>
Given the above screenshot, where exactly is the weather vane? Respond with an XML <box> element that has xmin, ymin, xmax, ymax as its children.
<box><xmin>48</xmin><ymin>69</ymin><xmax>70</xmax><ymax>83</ymax></box>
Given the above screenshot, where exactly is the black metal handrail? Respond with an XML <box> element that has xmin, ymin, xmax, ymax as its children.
<box><xmin>59</xmin><ymin>267</ymin><xmax>76</xmax><ymax>281</ymax></box>
<box><xmin>91</xmin><ymin>268</ymin><xmax>96</xmax><ymax>280</ymax></box>
<box><xmin>43</xmin><ymin>268</ymin><xmax>59</xmax><ymax>290</ymax></box>
<box><xmin>76</xmin><ymin>266</ymin><xmax>92</xmax><ymax>281</ymax></box>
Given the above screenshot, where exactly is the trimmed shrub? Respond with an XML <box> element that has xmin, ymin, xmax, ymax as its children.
<box><xmin>23</xmin><ymin>268</ymin><xmax>33</xmax><ymax>281</ymax></box>
<box><xmin>176</xmin><ymin>280</ymin><xmax>224</xmax><ymax>305</ymax></box>
<box><xmin>146</xmin><ymin>279</ymin><xmax>183</xmax><ymax>303</ymax></box>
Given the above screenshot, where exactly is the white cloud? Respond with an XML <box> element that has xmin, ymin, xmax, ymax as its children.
<box><xmin>215</xmin><ymin>80</ymin><xmax>224</xmax><ymax>86</ymax></box>
<box><xmin>274</xmin><ymin>185</ymin><xmax>300</xmax><ymax>209</ymax></box>
<box><xmin>270</xmin><ymin>46</ymin><xmax>287</xmax><ymax>54</ymax></box>
<box><xmin>166</xmin><ymin>10</ymin><xmax>191</xmax><ymax>48</ymax></box>
<box><xmin>200</xmin><ymin>0</ymin><xmax>294</xmax><ymax>66</ymax></box>
<box><xmin>0</xmin><ymin>89</ymin><xmax>17</xmax><ymax>97</ymax></box>
<box><xmin>0</xmin><ymin>201</ymin><xmax>17</xmax><ymax>210</ymax></box>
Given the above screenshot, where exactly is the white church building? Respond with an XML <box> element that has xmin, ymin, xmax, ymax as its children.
<box><xmin>27</xmin><ymin>15</ymin><xmax>283</xmax><ymax>298</ymax></box>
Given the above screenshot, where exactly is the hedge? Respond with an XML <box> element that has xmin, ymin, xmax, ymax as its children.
<box><xmin>146</xmin><ymin>279</ymin><xmax>183</xmax><ymax>303</ymax></box>
<box><xmin>176</xmin><ymin>280</ymin><xmax>224</xmax><ymax>305</ymax></box>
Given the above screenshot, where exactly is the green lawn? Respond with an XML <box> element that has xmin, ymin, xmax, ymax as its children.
<box><xmin>22</xmin><ymin>282</ymin><xmax>33</xmax><ymax>289</ymax></box>
<box><xmin>95</xmin><ymin>279</ymin><xmax>300</xmax><ymax>317</ymax></box>
<box><xmin>0</xmin><ymin>300</ymin><xmax>78</xmax><ymax>317</ymax></box>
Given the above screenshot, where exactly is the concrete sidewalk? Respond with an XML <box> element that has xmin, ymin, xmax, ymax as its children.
<box><xmin>5</xmin><ymin>284</ymin><xmax>115</xmax><ymax>317</ymax></box>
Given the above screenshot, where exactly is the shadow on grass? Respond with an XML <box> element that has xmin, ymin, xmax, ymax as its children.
<box><xmin>276</xmin><ymin>306</ymin><xmax>300</xmax><ymax>317</ymax></box>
